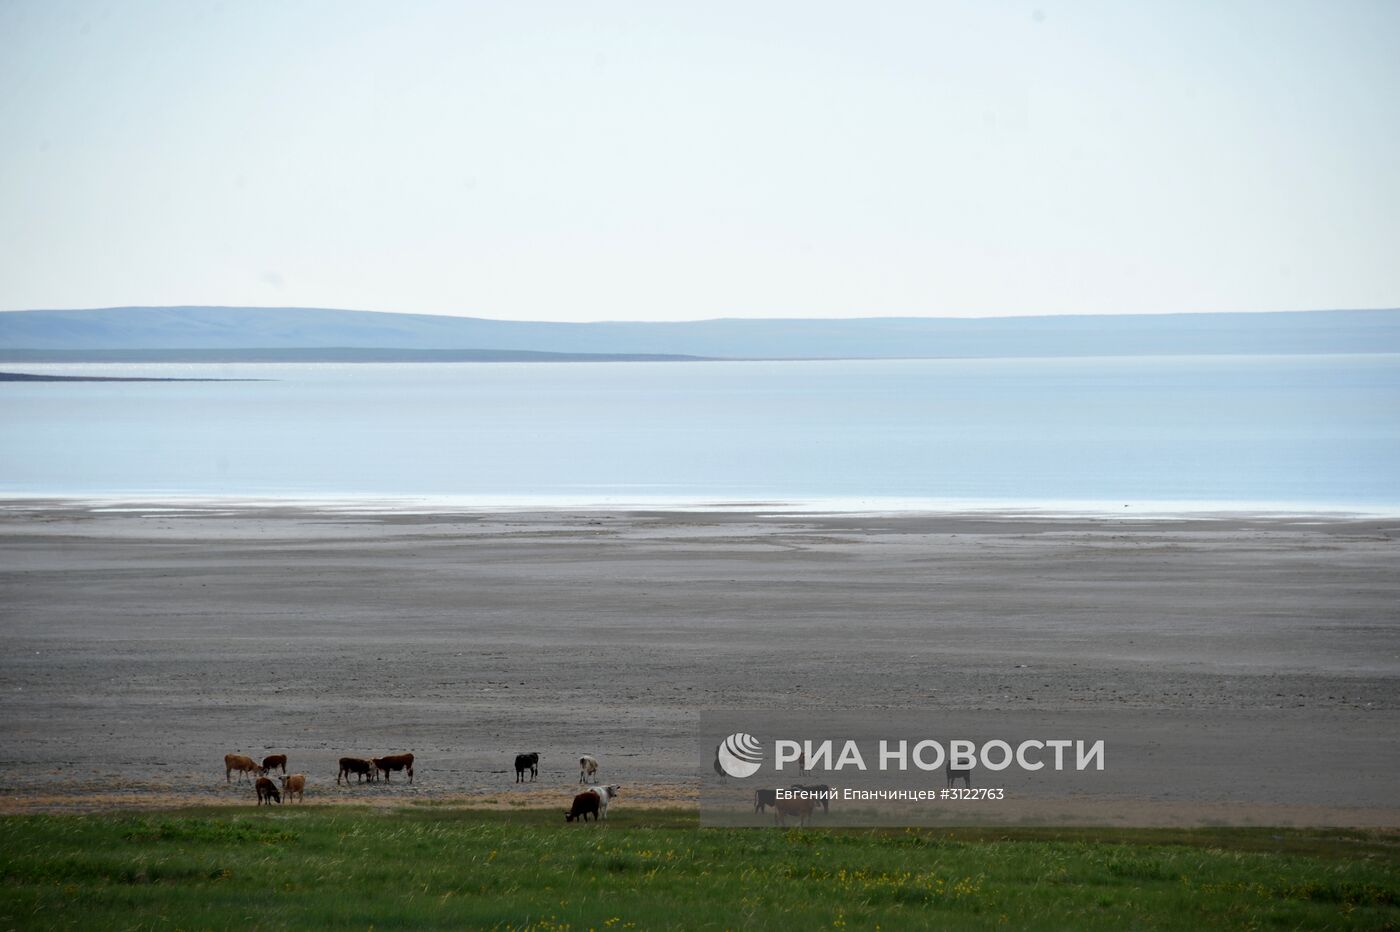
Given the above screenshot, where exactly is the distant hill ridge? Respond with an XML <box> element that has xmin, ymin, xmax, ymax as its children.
<box><xmin>1</xmin><ymin>305</ymin><xmax>1397</xmax><ymax>360</ymax></box>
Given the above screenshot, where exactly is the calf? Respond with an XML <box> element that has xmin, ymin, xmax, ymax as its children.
<box><xmin>373</xmin><ymin>753</ymin><xmax>415</xmax><ymax>784</ymax></box>
<box><xmin>514</xmin><ymin>752</ymin><xmax>539</xmax><ymax>783</ymax></box>
<box><xmin>946</xmin><ymin>761</ymin><xmax>972</xmax><ymax>788</ymax></box>
<box><xmin>260</xmin><ymin>754</ymin><xmax>287</xmax><ymax>775</ymax></box>
<box><xmin>281</xmin><ymin>773</ymin><xmax>306</xmax><ymax>803</ymax></box>
<box><xmin>578</xmin><ymin>755</ymin><xmax>599</xmax><ymax>784</ymax></box>
<box><xmin>225</xmin><ymin>753</ymin><xmax>258</xmax><ymax>784</ymax></box>
<box><xmin>337</xmin><ymin>757</ymin><xmax>375</xmax><ymax>785</ymax></box>
<box><xmin>564</xmin><ymin>791</ymin><xmax>600</xmax><ymax>823</ymax></box>
<box><xmin>772</xmin><ymin>796</ymin><xmax>815</xmax><ymax>827</ymax></box>
<box><xmin>753</xmin><ymin>788</ymin><xmax>778</xmax><ymax>814</ymax></box>
<box><xmin>255</xmin><ymin>776</ymin><xmax>282</xmax><ymax>805</ymax></box>
<box><xmin>790</xmin><ymin>783</ymin><xmax>833</xmax><ymax>815</ymax></box>
<box><xmin>583</xmin><ymin>784</ymin><xmax>620</xmax><ymax>820</ymax></box>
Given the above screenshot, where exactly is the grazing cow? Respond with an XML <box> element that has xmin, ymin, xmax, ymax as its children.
<box><xmin>713</xmin><ymin>753</ymin><xmax>727</xmax><ymax>783</ymax></box>
<box><xmin>578</xmin><ymin>755</ymin><xmax>599</xmax><ymax>784</ymax></box>
<box><xmin>337</xmin><ymin>757</ymin><xmax>375</xmax><ymax>785</ymax></box>
<box><xmin>372</xmin><ymin>753</ymin><xmax>415</xmax><ymax>784</ymax></box>
<box><xmin>753</xmin><ymin>788</ymin><xmax>778</xmax><ymax>814</ymax></box>
<box><xmin>790</xmin><ymin>784</ymin><xmax>833</xmax><ymax>815</ymax></box>
<box><xmin>946</xmin><ymin>761</ymin><xmax>972</xmax><ymax>788</ymax></box>
<box><xmin>281</xmin><ymin>773</ymin><xmax>306</xmax><ymax>803</ymax></box>
<box><xmin>514</xmin><ymin>752</ymin><xmax>539</xmax><ymax>783</ymax></box>
<box><xmin>583</xmin><ymin>784</ymin><xmax>620</xmax><ymax>820</ymax></box>
<box><xmin>260</xmin><ymin>754</ymin><xmax>287</xmax><ymax>776</ymax></box>
<box><xmin>565</xmin><ymin>791</ymin><xmax>600</xmax><ymax>823</ymax></box>
<box><xmin>772</xmin><ymin>796</ymin><xmax>815</xmax><ymax>827</ymax></box>
<box><xmin>225</xmin><ymin>753</ymin><xmax>258</xmax><ymax>784</ymax></box>
<box><xmin>255</xmin><ymin>776</ymin><xmax>282</xmax><ymax>805</ymax></box>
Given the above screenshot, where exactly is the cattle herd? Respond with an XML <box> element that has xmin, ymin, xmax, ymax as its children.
<box><xmin>223</xmin><ymin>753</ymin><xmax>305</xmax><ymax>807</ymax></box>
<box><xmin>336</xmin><ymin>753</ymin><xmax>415</xmax><ymax>785</ymax></box>
<box><xmin>222</xmin><ymin>750</ymin><xmax>841</xmax><ymax>826</ymax></box>
<box><xmin>222</xmin><ymin>750</ymin><xmax>623</xmax><ymax>824</ymax></box>
<box><xmin>223</xmin><ymin>751</ymin><xmax>422</xmax><ymax>796</ymax></box>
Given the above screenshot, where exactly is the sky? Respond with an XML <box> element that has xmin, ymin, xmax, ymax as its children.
<box><xmin>1</xmin><ymin>1</ymin><xmax>1397</xmax><ymax>322</ymax></box>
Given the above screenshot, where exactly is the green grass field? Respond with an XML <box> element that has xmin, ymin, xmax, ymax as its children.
<box><xmin>2</xmin><ymin>807</ymin><xmax>1396</xmax><ymax>930</ymax></box>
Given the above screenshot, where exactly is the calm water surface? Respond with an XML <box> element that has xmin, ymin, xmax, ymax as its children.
<box><xmin>2</xmin><ymin>355</ymin><xmax>1397</xmax><ymax>510</ymax></box>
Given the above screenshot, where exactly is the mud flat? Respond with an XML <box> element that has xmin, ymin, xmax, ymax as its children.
<box><xmin>1</xmin><ymin>501</ymin><xmax>1396</xmax><ymax>818</ymax></box>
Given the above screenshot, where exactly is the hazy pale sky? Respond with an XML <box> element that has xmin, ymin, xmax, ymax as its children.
<box><xmin>1</xmin><ymin>1</ymin><xmax>1397</xmax><ymax>321</ymax></box>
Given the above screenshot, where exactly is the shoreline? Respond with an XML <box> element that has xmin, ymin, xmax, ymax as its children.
<box><xmin>3</xmin><ymin>493</ymin><xmax>1398</xmax><ymax>520</ymax></box>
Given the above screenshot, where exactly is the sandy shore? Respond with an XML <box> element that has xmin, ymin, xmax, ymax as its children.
<box><xmin>1</xmin><ymin>501</ymin><xmax>1396</xmax><ymax>820</ymax></box>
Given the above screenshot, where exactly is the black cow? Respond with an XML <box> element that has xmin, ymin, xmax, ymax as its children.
<box><xmin>515</xmin><ymin>752</ymin><xmax>539</xmax><ymax>783</ymax></box>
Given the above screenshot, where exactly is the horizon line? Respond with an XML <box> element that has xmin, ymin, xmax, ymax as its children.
<box><xmin>2</xmin><ymin>303</ymin><xmax>1399</xmax><ymax>326</ymax></box>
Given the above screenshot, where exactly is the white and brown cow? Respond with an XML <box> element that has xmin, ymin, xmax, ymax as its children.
<box><xmin>583</xmin><ymin>784</ymin><xmax>620</xmax><ymax>820</ymax></box>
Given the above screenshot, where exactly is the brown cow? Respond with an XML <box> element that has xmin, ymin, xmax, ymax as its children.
<box><xmin>337</xmin><ymin>757</ymin><xmax>375</xmax><ymax>785</ymax></box>
<box><xmin>372</xmin><ymin>753</ymin><xmax>414</xmax><ymax>784</ymax></box>
<box><xmin>260</xmin><ymin>754</ymin><xmax>287</xmax><ymax>775</ymax></box>
<box><xmin>565</xmin><ymin>791</ymin><xmax>600</xmax><ymax>823</ymax></box>
<box><xmin>772</xmin><ymin>796</ymin><xmax>815</xmax><ymax>827</ymax></box>
<box><xmin>225</xmin><ymin>753</ymin><xmax>258</xmax><ymax>784</ymax></box>
<box><xmin>281</xmin><ymin>773</ymin><xmax>306</xmax><ymax>803</ymax></box>
<box><xmin>255</xmin><ymin>776</ymin><xmax>282</xmax><ymax>805</ymax></box>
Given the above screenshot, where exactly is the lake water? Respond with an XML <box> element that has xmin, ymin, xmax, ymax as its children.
<box><xmin>2</xmin><ymin>355</ymin><xmax>1397</xmax><ymax>512</ymax></box>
